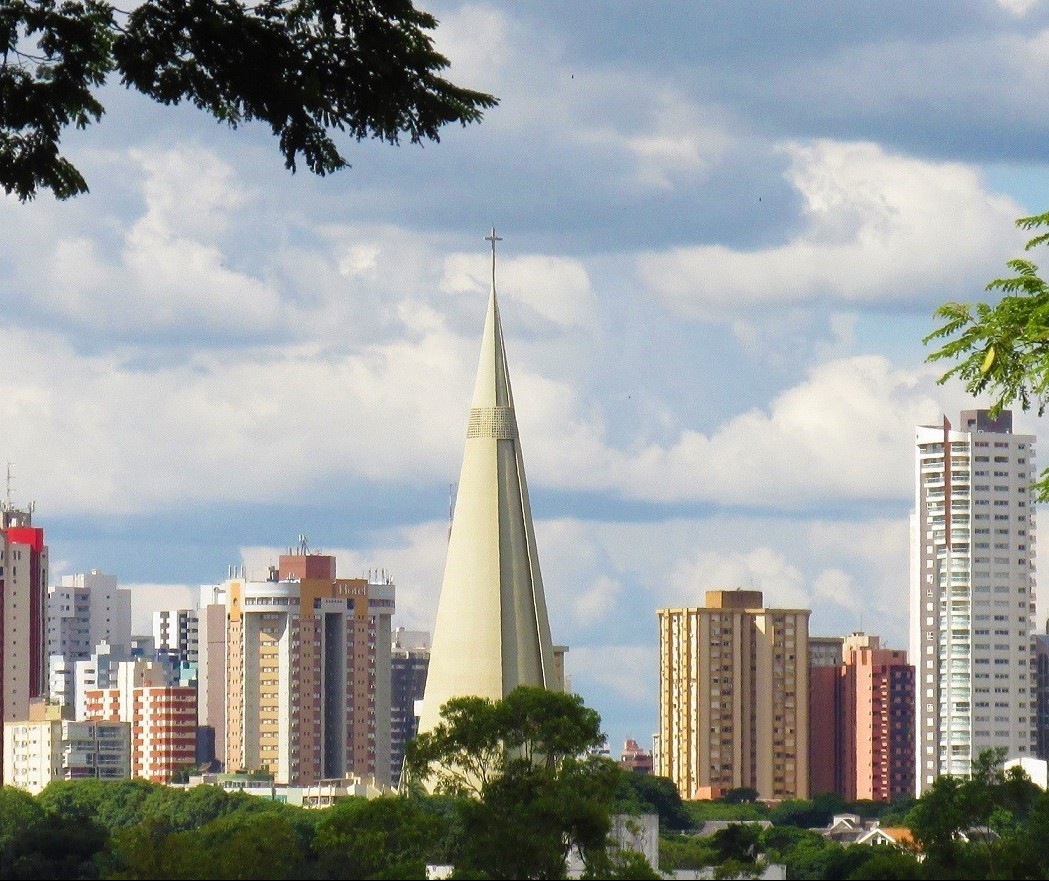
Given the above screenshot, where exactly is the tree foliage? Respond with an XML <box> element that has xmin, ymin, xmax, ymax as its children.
<box><xmin>615</xmin><ymin>773</ymin><xmax>693</xmax><ymax>832</ymax></box>
<box><xmin>403</xmin><ymin>685</ymin><xmax>606</xmax><ymax>797</ymax></box>
<box><xmin>404</xmin><ymin>685</ymin><xmax>631</xmax><ymax>880</ymax></box>
<box><xmin>8</xmin><ymin>752</ymin><xmax>1049</xmax><ymax>880</ymax></box>
<box><xmin>925</xmin><ymin>210</ymin><xmax>1049</xmax><ymax>498</ymax></box>
<box><xmin>313</xmin><ymin>795</ymin><xmax>442</xmax><ymax>879</ymax></box>
<box><xmin>0</xmin><ymin>0</ymin><xmax>497</xmax><ymax>201</ymax></box>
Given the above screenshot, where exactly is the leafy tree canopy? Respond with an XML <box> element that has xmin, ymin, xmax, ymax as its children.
<box><xmin>404</xmin><ymin>685</ymin><xmax>606</xmax><ymax>797</ymax></box>
<box><xmin>404</xmin><ymin>685</ymin><xmax>631</xmax><ymax>880</ymax></box>
<box><xmin>1</xmin><ymin>0</ymin><xmax>497</xmax><ymax>201</ymax></box>
<box><xmin>313</xmin><ymin>795</ymin><xmax>443</xmax><ymax>879</ymax></box>
<box><xmin>615</xmin><ymin>773</ymin><xmax>693</xmax><ymax>832</ymax></box>
<box><xmin>926</xmin><ymin>210</ymin><xmax>1049</xmax><ymax>498</ymax></box>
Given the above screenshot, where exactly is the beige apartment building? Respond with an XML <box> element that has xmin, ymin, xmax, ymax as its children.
<box><xmin>658</xmin><ymin>589</ymin><xmax>810</xmax><ymax>801</ymax></box>
<box><xmin>225</xmin><ymin>549</ymin><xmax>394</xmax><ymax>786</ymax></box>
<box><xmin>3</xmin><ymin>700</ymin><xmax>130</xmax><ymax>793</ymax></box>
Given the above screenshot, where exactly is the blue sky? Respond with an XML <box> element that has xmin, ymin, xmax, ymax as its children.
<box><xmin>4</xmin><ymin>0</ymin><xmax>1049</xmax><ymax>755</ymax></box>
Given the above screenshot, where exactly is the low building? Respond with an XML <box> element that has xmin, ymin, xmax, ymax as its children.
<box><xmin>2</xmin><ymin>701</ymin><xmax>130</xmax><ymax>794</ymax></box>
<box><xmin>181</xmin><ymin>772</ymin><xmax>394</xmax><ymax>806</ymax></box>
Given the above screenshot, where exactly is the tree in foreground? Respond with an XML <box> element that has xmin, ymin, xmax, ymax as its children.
<box><xmin>404</xmin><ymin>686</ymin><xmax>651</xmax><ymax>880</ymax></box>
<box><xmin>1</xmin><ymin>0</ymin><xmax>497</xmax><ymax>201</ymax></box>
<box><xmin>925</xmin><ymin>210</ymin><xmax>1049</xmax><ymax>497</ymax></box>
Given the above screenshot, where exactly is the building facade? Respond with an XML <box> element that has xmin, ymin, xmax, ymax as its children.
<box><xmin>808</xmin><ymin>636</ymin><xmax>845</xmax><ymax>797</ymax></box>
<box><xmin>911</xmin><ymin>410</ymin><xmax>1037</xmax><ymax>792</ymax></box>
<box><xmin>3</xmin><ymin>701</ymin><xmax>130</xmax><ymax>794</ymax></box>
<box><xmin>224</xmin><ymin>550</ymin><xmax>395</xmax><ymax>786</ymax></box>
<box><xmin>658</xmin><ymin>590</ymin><xmax>810</xmax><ymax>801</ymax></box>
<box><xmin>1</xmin><ymin>507</ymin><xmax>48</xmax><ymax>780</ymax></box>
<box><xmin>47</xmin><ymin>570</ymin><xmax>131</xmax><ymax>664</ymax></box>
<box><xmin>840</xmin><ymin>633</ymin><xmax>915</xmax><ymax>802</ymax></box>
<box><xmin>390</xmin><ymin>628</ymin><xmax>429</xmax><ymax>787</ymax></box>
<box><xmin>152</xmin><ymin>608</ymin><xmax>199</xmax><ymax>664</ymax></box>
<box><xmin>84</xmin><ymin>658</ymin><xmax>196</xmax><ymax>783</ymax></box>
<box><xmin>1036</xmin><ymin>629</ymin><xmax>1049</xmax><ymax>761</ymax></box>
<box><xmin>197</xmin><ymin>583</ymin><xmax>228</xmax><ymax>769</ymax></box>
<box><xmin>620</xmin><ymin>737</ymin><xmax>654</xmax><ymax>774</ymax></box>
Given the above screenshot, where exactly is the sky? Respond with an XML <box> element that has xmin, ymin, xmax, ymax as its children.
<box><xmin>4</xmin><ymin>0</ymin><xmax>1049</xmax><ymax>756</ymax></box>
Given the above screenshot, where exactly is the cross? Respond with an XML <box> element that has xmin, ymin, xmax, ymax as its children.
<box><xmin>485</xmin><ymin>227</ymin><xmax>502</xmax><ymax>291</ymax></box>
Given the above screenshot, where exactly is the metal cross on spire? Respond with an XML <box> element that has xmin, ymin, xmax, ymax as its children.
<box><xmin>485</xmin><ymin>227</ymin><xmax>502</xmax><ymax>291</ymax></box>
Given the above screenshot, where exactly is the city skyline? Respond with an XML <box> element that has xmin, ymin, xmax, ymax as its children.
<box><xmin>4</xmin><ymin>2</ymin><xmax>1049</xmax><ymax>754</ymax></box>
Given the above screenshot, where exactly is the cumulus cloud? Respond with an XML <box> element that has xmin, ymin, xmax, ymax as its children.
<box><xmin>996</xmin><ymin>0</ymin><xmax>1042</xmax><ymax>15</ymax></box>
<box><xmin>0</xmin><ymin>319</ymin><xmax>475</xmax><ymax>515</ymax></box>
<box><xmin>125</xmin><ymin>583</ymin><xmax>200</xmax><ymax>633</ymax></box>
<box><xmin>637</xmin><ymin>140</ymin><xmax>1026</xmax><ymax>316</ymax></box>
<box><xmin>568</xmin><ymin>645</ymin><xmax>657</xmax><ymax>703</ymax></box>
<box><xmin>440</xmin><ymin>251</ymin><xmax>597</xmax><ymax>330</ymax></box>
<box><xmin>514</xmin><ymin>353</ymin><xmax>971</xmax><ymax>511</ymax></box>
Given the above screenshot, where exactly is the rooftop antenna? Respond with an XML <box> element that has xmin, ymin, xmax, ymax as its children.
<box><xmin>298</xmin><ymin>533</ymin><xmax>309</xmax><ymax>555</ymax></box>
<box><xmin>485</xmin><ymin>226</ymin><xmax>502</xmax><ymax>292</ymax></box>
<box><xmin>4</xmin><ymin>462</ymin><xmax>12</xmax><ymax>512</ymax></box>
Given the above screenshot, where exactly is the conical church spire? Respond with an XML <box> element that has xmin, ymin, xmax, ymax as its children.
<box><xmin>417</xmin><ymin>231</ymin><xmax>557</xmax><ymax>738</ymax></box>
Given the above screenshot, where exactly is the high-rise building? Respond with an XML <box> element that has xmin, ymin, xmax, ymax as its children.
<box><xmin>3</xmin><ymin>701</ymin><xmax>130</xmax><ymax>794</ymax></box>
<box><xmin>152</xmin><ymin>608</ymin><xmax>199</xmax><ymax>664</ymax></box>
<box><xmin>196</xmin><ymin>583</ymin><xmax>228</xmax><ymax>769</ymax></box>
<box><xmin>808</xmin><ymin>636</ymin><xmax>845</xmax><ymax>797</ymax></box>
<box><xmin>657</xmin><ymin>590</ymin><xmax>810</xmax><ymax>801</ymax></box>
<box><xmin>224</xmin><ymin>549</ymin><xmax>395</xmax><ymax>786</ymax></box>
<box><xmin>418</xmin><ymin>234</ymin><xmax>558</xmax><ymax>740</ymax></box>
<box><xmin>1035</xmin><ymin>626</ymin><xmax>1049</xmax><ymax>761</ymax></box>
<box><xmin>1</xmin><ymin>506</ymin><xmax>48</xmax><ymax>781</ymax></box>
<box><xmin>840</xmin><ymin>633</ymin><xmax>914</xmax><ymax>802</ymax></box>
<box><xmin>85</xmin><ymin>658</ymin><xmax>196</xmax><ymax>783</ymax></box>
<box><xmin>808</xmin><ymin>633</ymin><xmax>914</xmax><ymax>802</ymax></box>
<box><xmin>390</xmin><ymin>628</ymin><xmax>429</xmax><ymax>788</ymax></box>
<box><xmin>70</xmin><ymin>640</ymin><xmax>129</xmax><ymax>720</ymax></box>
<box><xmin>47</xmin><ymin>570</ymin><xmax>131</xmax><ymax>663</ymax></box>
<box><xmin>911</xmin><ymin>409</ymin><xmax>1037</xmax><ymax>792</ymax></box>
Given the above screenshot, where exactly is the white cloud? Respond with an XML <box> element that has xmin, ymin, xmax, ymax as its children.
<box><xmin>572</xmin><ymin>576</ymin><xmax>624</xmax><ymax>624</ymax></box>
<box><xmin>997</xmin><ymin>0</ymin><xmax>1042</xmax><ymax>16</ymax></box>
<box><xmin>669</xmin><ymin>547</ymin><xmax>809</xmax><ymax>610</ymax></box>
<box><xmin>0</xmin><ymin>318</ymin><xmax>475</xmax><ymax>515</ymax></box>
<box><xmin>440</xmin><ymin>251</ymin><xmax>597</xmax><ymax>330</ymax></box>
<box><xmin>637</xmin><ymin>139</ymin><xmax>1027</xmax><ymax>316</ymax></box>
<box><xmin>126</xmin><ymin>583</ymin><xmax>200</xmax><ymax>633</ymax></box>
<box><xmin>568</xmin><ymin>645</ymin><xmax>657</xmax><ymax>703</ymax></box>
<box><xmin>515</xmin><ymin>354</ymin><xmax>965</xmax><ymax>509</ymax></box>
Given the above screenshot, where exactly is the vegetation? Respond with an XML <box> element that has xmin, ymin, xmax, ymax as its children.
<box><xmin>0</xmin><ymin>0</ymin><xmax>497</xmax><ymax>201</ymax></box>
<box><xmin>926</xmin><ymin>209</ymin><xmax>1049</xmax><ymax>498</ymax></box>
<box><xmin>403</xmin><ymin>686</ymin><xmax>636</xmax><ymax>879</ymax></box>
<box><xmin>6</xmin><ymin>745</ymin><xmax>1049</xmax><ymax>879</ymax></box>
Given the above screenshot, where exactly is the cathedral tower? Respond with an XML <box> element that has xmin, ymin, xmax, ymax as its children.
<box><xmin>417</xmin><ymin>231</ymin><xmax>557</xmax><ymax>737</ymax></box>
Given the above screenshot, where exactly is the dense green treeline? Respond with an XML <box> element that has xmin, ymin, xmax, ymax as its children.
<box><xmin>4</xmin><ymin>750</ymin><xmax>1049</xmax><ymax>879</ymax></box>
<box><xmin>5</xmin><ymin>690</ymin><xmax>1049</xmax><ymax>880</ymax></box>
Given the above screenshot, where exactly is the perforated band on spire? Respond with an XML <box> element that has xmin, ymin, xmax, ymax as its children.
<box><xmin>467</xmin><ymin>406</ymin><xmax>518</xmax><ymax>439</ymax></box>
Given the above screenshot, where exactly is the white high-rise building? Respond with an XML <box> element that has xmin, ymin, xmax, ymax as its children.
<box><xmin>152</xmin><ymin>608</ymin><xmax>199</xmax><ymax>663</ymax></box>
<box><xmin>911</xmin><ymin>409</ymin><xmax>1038</xmax><ymax>793</ymax></box>
<box><xmin>47</xmin><ymin>570</ymin><xmax>131</xmax><ymax>662</ymax></box>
